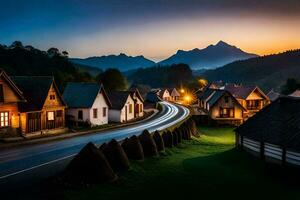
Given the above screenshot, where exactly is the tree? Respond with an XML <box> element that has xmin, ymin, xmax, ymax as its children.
<box><xmin>10</xmin><ymin>41</ymin><xmax>23</xmax><ymax>49</ymax></box>
<box><xmin>281</xmin><ymin>78</ymin><xmax>300</xmax><ymax>95</ymax></box>
<box><xmin>62</xmin><ymin>51</ymin><xmax>69</xmax><ymax>57</ymax></box>
<box><xmin>97</xmin><ymin>68</ymin><xmax>128</xmax><ymax>91</ymax></box>
<box><xmin>47</xmin><ymin>47</ymin><xmax>60</xmax><ymax>57</ymax></box>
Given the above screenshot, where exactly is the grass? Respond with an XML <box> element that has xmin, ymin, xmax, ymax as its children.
<box><xmin>65</xmin><ymin>126</ymin><xmax>299</xmax><ymax>200</ymax></box>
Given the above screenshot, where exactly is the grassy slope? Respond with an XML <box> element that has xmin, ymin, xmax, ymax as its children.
<box><xmin>65</xmin><ymin>127</ymin><xmax>299</xmax><ymax>200</ymax></box>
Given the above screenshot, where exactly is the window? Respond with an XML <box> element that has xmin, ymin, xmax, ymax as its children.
<box><xmin>50</xmin><ymin>94</ymin><xmax>56</xmax><ymax>100</ymax></box>
<box><xmin>93</xmin><ymin>108</ymin><xmax>98</xmax><ymax>118</ymax></box>
<box><xmin>219</xmin><ymin>108</ymin><xmax>234</xmax><ymax>118</ymax></box>
<box><xmin>47</xmin><ymin>111</ymin><xmax>54</xmax><ymax>121</ymax></box>
<box><xmin>0</xmin><ymin>84</ymin><xmax>3</xmax><ymax>103</ymax></box>
<box><xmin>0</xmin><ymin>111</ymin><xmax>9</xmax><ymax>127</ymax></box>
<box><xmin>140</xmin><ymin>104</ymin><xmax>143</xmax><ymax>112</ymax></box>
<box><xmin>103</xmin><ymin>107</ymin><xmax>107</xmax><ymax>117</ymax></box>
<box><xmin>224</xmin><ymin>96</ymin><xmax>229</xmax><ymax>103</ymax></box>
<box><xmin>78</xmin><ymin>110</ymin><xmax>83</xmax><ymax>120</ymax></box>
<box><xmin>56</xmin><ymin>110</ymin><xmax>63</xmax><ymax>117</ymax></box>
<box><xmin>129</xmin><ymin>104</ymin><xmax>133</xmax><ymax>114</ymax></box>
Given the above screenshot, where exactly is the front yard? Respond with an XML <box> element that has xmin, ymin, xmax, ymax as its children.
<box><xmin>65</xmin><ymin>126</ymin><xmax>299</xmax><ymax>200</ymax></box>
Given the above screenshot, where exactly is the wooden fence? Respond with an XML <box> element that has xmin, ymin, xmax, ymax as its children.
<box><xmin>237</xmin><ymin>134</ymin><xmax>300</xmax><ymax>167</ymax></box>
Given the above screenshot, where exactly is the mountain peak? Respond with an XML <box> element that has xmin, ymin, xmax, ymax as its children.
<box><xmin>216</xmin><ymin>40</ymin><xmax>230</xmax><ymax>47</ymax></box>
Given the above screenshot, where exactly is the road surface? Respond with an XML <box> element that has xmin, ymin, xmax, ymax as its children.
<box><xmin>0</xmin><ymin>102</ymin><xmax>189</xmax><ymax>198</ymax></box>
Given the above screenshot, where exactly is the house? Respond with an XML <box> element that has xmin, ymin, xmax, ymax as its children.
<box><xmin>289</xmin><ymin>90</ymin><xmax>300</xmax><ymax>98</ymax></box>
<box><xmin>198</xmin><ymin>88</ymin><xmax>246</xmax><ymax>126</ymax></box>
<box><xmin>167</xmin><ymin>88</ymin><xmax>180</xmax><ymax>102</ymax></box>
<box><xmin>62</xmin><ymin>83</ymin><xmax>111</xmax><ymax>126</ymax></box>
<box><xmin>151</xmin><ymin>88</ymin><xmax>171</xmax><ymax>101</ymax></box>
<box><xmin>236</xmin><ymin>97</ymin><xmax>300</xmax><ymax>167</ymax></box>
<box><xmin>12</xmin><ymin>76</ymin><xmax>66</xmax><ymax>135</ymax></box>
<box><xmin>128</xmin><ymin>88</ymin><xmax>144</xmax><ymax>118</ymax></box>
<box><xmin>108</xmin><ymin>91</ymin><xmax>135</xmax><ymax>123</ymax></box>
<box><xmin>0</xmin><ymin>70</ymin><xmax>25</xmax><ymax>136</ymax></box>
<box><xmin>267</xmin><ymin>89</ymin><xmax>281</xmax><ymax>102</ymax></box>
<box><xmin>224</xmin><ymin>84</ymin><xmax>270</xmax><ymax>118</ymax></box>
<box><xmin>145</xmin><ymin>91</ymin><xmax>162</xmax><ymax>103</ymax></box>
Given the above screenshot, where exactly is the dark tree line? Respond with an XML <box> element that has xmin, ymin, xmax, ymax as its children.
<box><xmin>127</xmin><ymin>63</ymin><xmax>193</xmax><ymax>88</ymax></box>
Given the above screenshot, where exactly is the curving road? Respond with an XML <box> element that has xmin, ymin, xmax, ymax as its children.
<box><xmin>0</xmin><ymin>102</ymin><xmax>189</xmax><ymax>197</ymax></box>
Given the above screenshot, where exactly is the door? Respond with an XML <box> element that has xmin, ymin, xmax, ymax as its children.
<box><xmin>27</xmin><ymin>112</ymin><xmax>41</xmax><ymax>133</ymax></box>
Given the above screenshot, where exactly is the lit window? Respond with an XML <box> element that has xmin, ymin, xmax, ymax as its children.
<box><xmin>0</xmin><ymin>111</ymin><xmax>9</xmax><ymax>127</ymax></box>
<box><xmin>47</xmin><ymin>111</ymin><xmax>54</xmax><ymax>121</ymax></box>
<box><xmin>129</xmin><ymin>104</ymin><xmax>133</xmax><ymax>114</ymax></box>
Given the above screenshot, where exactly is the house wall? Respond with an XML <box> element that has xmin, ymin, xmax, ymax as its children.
<box><xmin>210</xmin><ymin>95</ymin><xmax>243</xmax><ymax>119</ymax></box>
<box><xmin>89</xmin><ymin>92</ymin><xmax>109</xmax><ymax>126</ymax></box>
<box><xmin>66</xmin><ymin>108</ymin><xmax>90</xmax><ymax>122</ymax></box>
<box><xmin>109</xmin><ymin>95</ymin><xmax>135</xmax><ymax>123</ymax></box>
<box><xmin>162</xmin><ymin>90</ymin><xmax>171</xmax><ymax>101</ymax></box>
<box><xmin>20</xmin><ymin>83</ymin><xmax>66</xmax><ymax>134</ymax></box>
<box><xmin>0</xmin><ymin>77</ymin><xmax>20</xmax><ymax>103</ymax></box>
<box><xmin>135</xmin><ymin>97</ymin><xmax>144</xmax><ymax>117</ymax></box>
<box><xmin>0</xmin><ymin>103</ymin><xmax>19</xmax><ymax>128</ymax></box>
<box><xmin>108</xmin><ymin>109</ymin><xmax>121</xmax><ymax>122</ymax></box>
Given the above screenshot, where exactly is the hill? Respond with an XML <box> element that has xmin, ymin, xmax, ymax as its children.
<box><xmin>0</xmin><ymin>42</ymin><xmax>93</xmax><ymax>90</ymax></box>
<box><xmin>159</xmin><ymin>41</ymin><xmax>258</xmax><ymax>70</ymax></box>
<box><xmin>127</xmin><ymin>63</ymin><xmax>193</xmax><ymax>88</ymax></box>
<box><xmin>70</xmin><ymin>53</ymin><xmax>156</xmax><ymax>72</ymax></box>
<box><xmin>202</xmin><ymin>50</ymin><xmax>300</xmax><ymax>91</ymax></box>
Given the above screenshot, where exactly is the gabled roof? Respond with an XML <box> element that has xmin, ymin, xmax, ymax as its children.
<box><xmin>63</xmin><ymin>82</ymin><xmax>111</xmax><ymax>108</ymax></box>
<box><xmin>167</xmin><ymin>88</ymin><xmax>180</xmax><ymax>97</ymax></box>
<box><xmin>0</xmin><ymin>69</ymin><xmax>25</xmax><ymax>102</ymax></box>
<box><xmin>128</xmin><ymin>87</ymin><xmax>144</xmax><ymax>103</ymax></box>
<box><xmin>206</xmin><ymin>89</ymin><xmax>246</xmax><ymax>111</ymax></box>
<box><xmin>267</xmin><ymin>89</ymin><xmax>281</xmax><ymax>101</ymax></box>
<box><xmin>12</xmin><ymin>76</ymin><xmax>65</xmax><ymax>112</ymax></box>
<box><xmin>108</xmin><ymin>91</ymin><xmax>133</xmax><ymax>110</ymax></box>
<box><xmin>158</xmin><ymin>88</ymin><xmax>169</xmax><ymax>98</ymax></box>
<box><xmin>146</xmin><ymin>91</ymin><xmax>162</xmax><ymax>103</ymax></box>
<box><xmin>224</xmin><ymin>84</ymin><xmax>269</xmax><ymax>100</ymax></box>
<box><xmin>289</xmin><ymin>90</ymin><xmax>300</xmax><ymax>97</ymax></box>
<box><xmin>198</xmin><ymin>87</ymin><xmax>217</xmax><ymax>101</ymax></box>
<box><xmin>236</xmin><ymin>97</ymin><xmax>300</xmax><ymax>151</ymax></box>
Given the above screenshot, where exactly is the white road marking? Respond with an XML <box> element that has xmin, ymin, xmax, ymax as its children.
<box><xmin>0</xmin><ymin>154</ymin><xmax>76</xmax><ymax>179</ymax></box>
<box><xmin>0</xmin><ymin>102</ymin><xmax>190</xmax><ymax>180</ymax></box>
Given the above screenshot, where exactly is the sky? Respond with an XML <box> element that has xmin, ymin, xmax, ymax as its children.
<box><xmin>1</xmin><ymin>0</ymin><xmax>300</xmax><ymax>61</ymax></box>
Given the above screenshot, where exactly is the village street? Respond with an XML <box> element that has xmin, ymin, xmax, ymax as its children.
<box><xmin>0</xmin><ymin>102</ymin><xmax>189</xmax><ymax>198</ymax></box>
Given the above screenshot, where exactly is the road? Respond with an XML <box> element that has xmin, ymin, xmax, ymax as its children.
<box><xmin>0</xmin><ymin>102</ymin><xmax>189</xmax><ymax>198</ymax></box>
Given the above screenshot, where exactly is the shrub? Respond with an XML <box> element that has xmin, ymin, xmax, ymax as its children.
<box><xmin>139</xmin><ymin>130</ymin><xmax>158</xmax><ymax>157</ymax></box>
<box><xmin>153</xmin><ymin>130</ymin><xmax>165</xmax><ymax>152</ymax></box>
<box><xmin>122</xmin><ymin>136</ymin><xmax>144</xmax><ymax>160</ymax></box>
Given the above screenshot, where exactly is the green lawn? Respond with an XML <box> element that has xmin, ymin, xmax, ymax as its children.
<box><xmin>65</xmin><ymin>126</ymin><xmax>299</xmax><ymax>200</ymax></box>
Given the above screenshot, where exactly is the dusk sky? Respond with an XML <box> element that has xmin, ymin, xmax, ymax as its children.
<box><xmin>1</xmin><ymin>0</ymin><xmax>300</xmax><ymax>61</ymax></box>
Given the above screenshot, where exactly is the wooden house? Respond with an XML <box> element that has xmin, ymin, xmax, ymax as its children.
<box><xmin>0</xmin><ymin>70</ymin><xmax>25</xmax><ymax>136</ymax></box>
<box><xmin>12</xmin><ymin>76</ymin><xmax>66</xmax><ymax>135</ymax></box>
<box><xmin>128</xmin><ymin>88</ymin><xmax>144</xmax><ymax>118</ymax></box>
<box><xmin>108</xmin><ymin>91</ymin><xmax>135</xmax><ymax>123</ymax></box>
<box><xmin>167</xmin><ymin>88</ymin><xmax>180</xmax><ymax>102</ymax></box>
<box><xmin>224</xmin><ymin>84</ymin><xmax>270</xmax><ymax>118</ymax></box>
<box><xmin>236</xmin><ymin>97</ymin><xmax>300</xmax><ymax>167</ymax></box>
<box><xmin>63</xmin><ymin>83</ymin><xmax>111</xmax><ymax>126</ymax></box>
<box><xmin>198</xmin><ymin>88</ymin><xmax>246</xmax><ymax>126</ymax></box>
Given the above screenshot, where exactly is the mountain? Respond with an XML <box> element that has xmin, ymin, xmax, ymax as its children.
<box><xmin>70</xmin><ymin>53</ymin><xmax>156</xmax><ymax>72</ymax></box>
<box><xmin>202</xmin><ymin>49</ymin><xmax>300</xmax><ymax>91</ymax></box>
<box><xmin>159</xmin><ymin>41</ymin><xmax>258</xmax><ymax>70</ymax></box>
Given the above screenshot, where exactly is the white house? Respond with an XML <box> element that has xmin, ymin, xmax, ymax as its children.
<box><xmin>167</xmin><ymin>88</ymin><xmax>180</xmax><ymax>102</ymax></box>
<box><xmin>62</xmin><ymin>83</ymin><xmax>111</xmax><ymax>126</ymax></box>
<box><xmin>129</xmin><ymin>88</ymin><xmax>144</xmax><ymax>118</ymax></box>
<box><xmin>108</xmin><ymin>91</ymin><xmax>135</xmax><ymax>123</ymax></box>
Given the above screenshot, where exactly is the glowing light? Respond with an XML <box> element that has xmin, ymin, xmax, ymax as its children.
<box><xmin>180</xmin><ymin>89</ymin><xmax>185</xmax><ymax>93</ymax></box>
<box><xmin>184</xmin><ymin>95</ymin><xmax>191</xmax><ymax>101</ymax></box>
